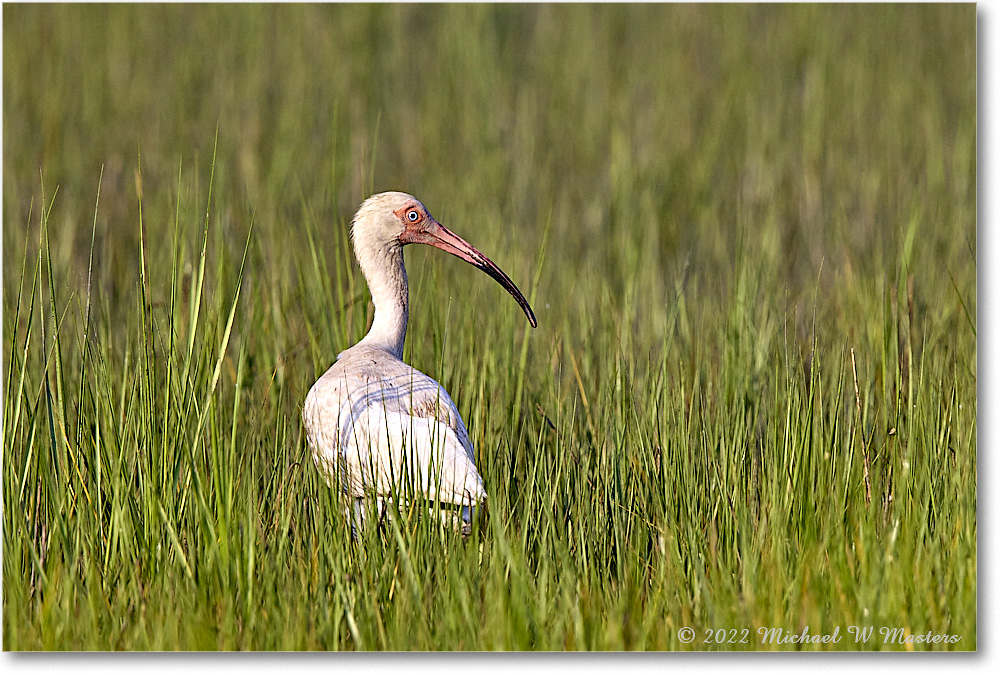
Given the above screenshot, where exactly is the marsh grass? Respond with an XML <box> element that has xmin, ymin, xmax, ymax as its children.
<box><xmin>3</xmin><ymin>4</ymin><xmax>976</xmax><ymax>650</ymax></box>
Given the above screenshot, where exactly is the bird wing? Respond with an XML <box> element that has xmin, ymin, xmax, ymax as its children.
<box><xmin>303</xmin><ymin>353</ymin><xmax>484</xmax><ymax>505</ymax></box>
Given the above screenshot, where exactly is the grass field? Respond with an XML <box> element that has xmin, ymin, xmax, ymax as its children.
<box><xmin>2</xmin><ymin>4</ymin><xmax>976</xmax><ymax>650</ymax></box>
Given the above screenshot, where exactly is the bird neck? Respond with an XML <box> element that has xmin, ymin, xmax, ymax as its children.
<box><xmin>356</xmin><ymin>243</ymin><xmax>408</xmax><ymax>359</ymax></box>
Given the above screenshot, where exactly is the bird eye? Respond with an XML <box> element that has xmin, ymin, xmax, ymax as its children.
<box><xmin>406</xmin><ymin>210</ymin><xmax>420</xmax><ymax>223</ymax></box>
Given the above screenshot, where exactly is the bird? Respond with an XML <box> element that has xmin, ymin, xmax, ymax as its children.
<box><xmin>303</xmin><ymin>191</ymin><xmax>537</xmax><ymax>536</ymax></box>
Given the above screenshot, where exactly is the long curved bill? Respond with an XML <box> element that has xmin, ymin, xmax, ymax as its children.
<box><xmin>403</xmin><ymin>220</ymin><xmax>537</xmax><ymax>328</ymax></box>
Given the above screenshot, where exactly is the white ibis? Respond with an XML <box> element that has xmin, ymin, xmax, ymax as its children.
<box><xmin>303</xmin><ymin>192</ymin><xmax>536</xmax><ymax>535</ymax></box>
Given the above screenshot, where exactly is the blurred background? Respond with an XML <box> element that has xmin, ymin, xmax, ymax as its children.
<box><xmin>4</xmin><ymin>4</ymin><xmax>975</xmax><ymax>345</ymax></box>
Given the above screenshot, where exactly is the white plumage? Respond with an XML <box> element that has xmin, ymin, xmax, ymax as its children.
<box><xmin>303</xmin><ymin>192</ymin><xmax>536</xmax><ymax>534</ymax></box>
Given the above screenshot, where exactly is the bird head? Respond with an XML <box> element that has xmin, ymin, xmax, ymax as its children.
<box><xmin>352</xmin><ymin>192</ymin><xmax>537</xmax><ymax>327</ymax></box>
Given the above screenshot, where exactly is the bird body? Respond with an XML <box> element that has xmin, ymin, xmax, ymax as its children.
<box><xmin>304</xmin><ymin>343</ymin><xmax>485</xmax><ymax>510</ymax></box>
<box><xmin>303</xmin><ymin>192</ymin><xmax>535</xmax><ymax>533</ymax></box>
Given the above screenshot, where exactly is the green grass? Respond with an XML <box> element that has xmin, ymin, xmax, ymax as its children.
<box><xmin>3</xmin><ymin>3</ymin><xmax>976</xmax><ymax>650</ymax></box>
